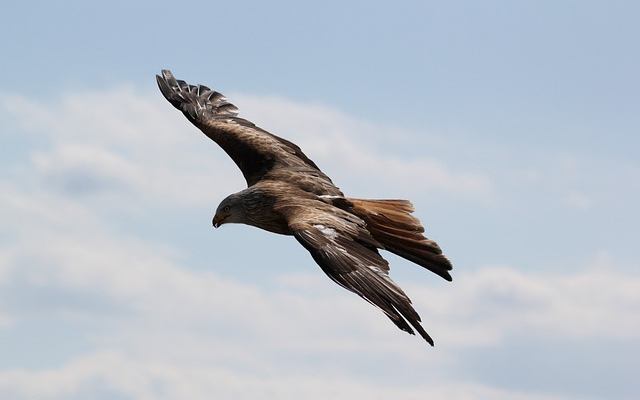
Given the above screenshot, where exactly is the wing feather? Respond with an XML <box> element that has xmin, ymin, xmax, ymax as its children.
<box><xmin>157</xmin><ymin>70</ymin><xmax>339</xmax><ymax>193</ymax></box>
<box><xmin>288</xmin><ymin>210</ymin><xmax>435</xmax><ymax>346</ymax></box>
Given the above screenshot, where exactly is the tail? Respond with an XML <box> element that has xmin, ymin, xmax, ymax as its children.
<box><xmin>347</xmin><ymin>199</ymin><xmax>453</xmax><ymax>281</ymax></box>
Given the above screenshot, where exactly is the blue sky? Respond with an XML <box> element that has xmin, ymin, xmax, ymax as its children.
<box><xmin>1</xmin><ymin>1</ymin><xmax>639</xmax><ymax>399</ymax></box>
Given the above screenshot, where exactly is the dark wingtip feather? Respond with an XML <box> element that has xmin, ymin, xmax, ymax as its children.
<box><xmin>155</xmin><ymin>69</ymin><xmax>239</xmax><ymax>121</ymax></box>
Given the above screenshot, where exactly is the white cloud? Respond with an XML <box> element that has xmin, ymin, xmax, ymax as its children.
<box><xmin>2</xmin><ymin>183</ymin><xmax>637</xmax><ymax>397</ymax></box>
<box><xmin>233</xmin><ymin>94</ymin><xmax>494</xmax><ymax>198</ymax></box>
<box><xmin>2</xmin><ymin>88</ymin><xmax>493</xmax><ymax>210</ymax></box>
<box><xmin>1</xmin><ymin>88</ymin><xmax>240</xmax><ymax>210</ymax></box>
<box><xmin>414</xmin><ymin>264</ymin><xmax>640</xmax><ymax>348</ymax></box>
<box><xmin>5</xmin><ymin>169</ymin><xmax>636</xmax><ymax>353</ymax></box>
<box><xmin>1</xmin><ymin>86</ymin><xmax>638</xmax><ymax>400</ymax></box>
<box><xmin>0</xmin><ymin>350</ymin><xmax>586</xmax><ymax>400</ymax></box>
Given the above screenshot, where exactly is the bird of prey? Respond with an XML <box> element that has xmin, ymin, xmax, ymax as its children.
<box><xmin>156</xmin><ymin>70</ymin><xmax>453</xmax><ymax>346</ymax></box>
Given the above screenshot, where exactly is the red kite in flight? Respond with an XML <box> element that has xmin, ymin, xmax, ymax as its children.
<box><xmin>157</xmin><ymin>70</ymin><xmax>452</xmax><ymax>345</ymax></box>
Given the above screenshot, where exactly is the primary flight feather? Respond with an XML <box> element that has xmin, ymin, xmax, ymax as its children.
<box><xmin>156</xmin><ymin>70</ymin><xmax>453</xmax><ymax>346</ymax></box>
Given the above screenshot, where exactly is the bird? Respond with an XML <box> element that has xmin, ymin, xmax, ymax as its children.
<box><xmin>156</xmin><ymin>70</ymin><xmax>453</xmax><ymax>346</ymax></box>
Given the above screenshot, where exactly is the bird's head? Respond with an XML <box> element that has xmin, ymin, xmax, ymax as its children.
<box><xmin>212</xmin><ymin>193</ymin><xmax>247</xmax><ymax>228</ymax></box>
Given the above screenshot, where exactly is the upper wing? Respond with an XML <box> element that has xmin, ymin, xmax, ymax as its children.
<box><xmin>156</xmin><ymin>70</ymin><xmax>340</xmax><ymax>194</ymax></box>
<box><xmin>286</xmin><ymin>204</ymin><xmax>436</xmax><ymax>345</ymax></box>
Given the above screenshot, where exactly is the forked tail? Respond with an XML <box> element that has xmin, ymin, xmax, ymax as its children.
<box><xmin>347</xmin><ymin>199</ymin><xmax>453</xmax><ymax>281</ymax></box>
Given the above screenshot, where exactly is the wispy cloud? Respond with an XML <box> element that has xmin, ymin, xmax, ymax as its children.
<box><xmin>2</xmin><ymin>347</ymin><xmax>593</xmax><ymax>400</ymax></box>
<box><xmin>418</xmin><ymin>263</ymin><xmax>640</xmax><ymax>347</ymax></box>
<box><xmin>1</xmin><ymin>86</ymin><xmax>638</xmax><ymax>400</ymax></box>
<box><xmin>1</xmin><ymin>88</ymin><xmax>239</xmax><ymax>210</ymax></box>
<box><xmin>234</xmin><ymin>94</ymin><xmax>494</xmax><ymax>199</ymax></box>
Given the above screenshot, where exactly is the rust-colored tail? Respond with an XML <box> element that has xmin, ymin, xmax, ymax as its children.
<box><xmin>347</xmin><ymin>199</ymin><xmax>453</xmax><ymax>281</ymax></box>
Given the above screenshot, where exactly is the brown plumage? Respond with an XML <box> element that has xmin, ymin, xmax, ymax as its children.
<box><xmin>157</xmin><ymin>70</ymin><xmax>453</xmax><ymax>346</ymax></box>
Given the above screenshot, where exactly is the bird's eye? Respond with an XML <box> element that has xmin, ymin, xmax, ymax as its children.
<box><xmin>223</xmin><ymin>205</ymin><xmax>231</xmax><ymax>213</ymax></box>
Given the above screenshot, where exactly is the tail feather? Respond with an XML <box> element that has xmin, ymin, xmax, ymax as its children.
<box><xmin>347</xmin><ymin>198</ymin><xmax>453</xmax><ymax>281</ymax></box>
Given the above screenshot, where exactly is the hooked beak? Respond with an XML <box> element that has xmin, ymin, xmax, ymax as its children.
<box><xmin>212</xmin><ymin>214</ymin><xmax>224</xmax><ymax>228</ymax></box>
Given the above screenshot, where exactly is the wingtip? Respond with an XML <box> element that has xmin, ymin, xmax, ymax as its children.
<box><xmin>416</xmin><ymin>325</ymin><xmax>435</xmax><ymax>346</ymax></box>
<box><xmin>156</xmin><ymin>69</ymin><xmax>175</xmax><ymax>101</ymax></box>
<box><xmin>158</xmin><ymin>69</ymin><xmax>171</xmax><ymax>77</ymax></box>
<box><xmin>156</xmin><ymin>70</ymin><xmax>168</xmax><ymax>82</ymax></box>
<box><xmin>155</xmin><ymin>69</ymin><xmax>241</xmax><ymax>122</ymax></box>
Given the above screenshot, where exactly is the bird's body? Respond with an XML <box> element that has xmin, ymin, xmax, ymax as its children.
<box><xmin>157</xmin><ymin>70</ymin><xmax>453</xmax><ymax>346</ymax></box>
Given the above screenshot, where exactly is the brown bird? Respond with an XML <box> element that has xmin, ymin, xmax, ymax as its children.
<box><xmin>156</xmin><ymin>70</ymin><xmax>453</xmax><ymax>346</ymax></box>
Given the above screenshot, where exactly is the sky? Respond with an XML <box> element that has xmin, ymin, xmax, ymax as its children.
<box><xmin>1</xmin><ymin>1</ymin><xmax>639</xmax><ymax>399</ymax></box>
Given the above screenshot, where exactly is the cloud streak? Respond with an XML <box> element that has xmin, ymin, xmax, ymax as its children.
<box><xmin>234</xmin><ymin>94</ymin><xmax>494</xmax><ymax>199</ymax></box>
<box><xmin>1</xmin><ymin>86</ymin><xmax>638</xmax><ymax>399</ymax></box>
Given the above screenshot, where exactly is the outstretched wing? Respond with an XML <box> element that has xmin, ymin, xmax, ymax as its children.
<box><xmin>156</xmin><ymin>70</ymin><xmax>340</xmax><ymax>195</ymax></box>
<box><xmin>286</xmin><ymin>204</ymin><xmax>436</xmax><ymax>346</ymax></box>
